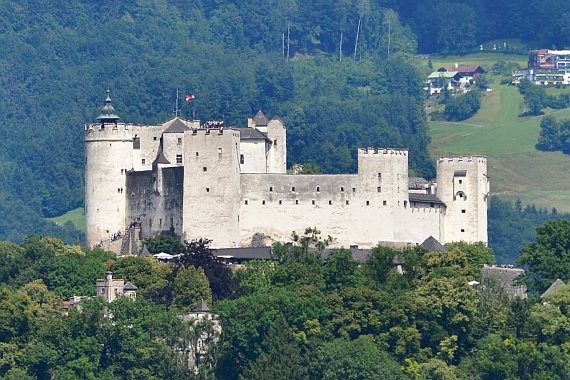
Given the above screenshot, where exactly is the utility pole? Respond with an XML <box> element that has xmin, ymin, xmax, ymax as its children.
<box><xmin>287</xmin><ymin>22</ymin><xmax>291</xmax><ymax>62</ymax></box>
<box><xmin>339</xmin><ymin>32</ymin><xmax>343</xmax><ymax>62</ymax></box>
<box><xmin>354</xmin><ymin>16</ymin><xmax>361</xmax><ymax>62</ymax></box>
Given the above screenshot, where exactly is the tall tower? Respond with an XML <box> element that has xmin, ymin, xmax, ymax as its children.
<box><xmin>436</xmin><ymin>156</ymin><xmax>489</xmax><ymax>243</ymax></box>
<box><xmin>182</xmin><ymin>127</ymin><xmax>242</xmax><ymax>247</ymax></box>
<box><xmin>84</xmin><ymin>91</ymin><xmax>133</xmax><ymax>246</ymax></box>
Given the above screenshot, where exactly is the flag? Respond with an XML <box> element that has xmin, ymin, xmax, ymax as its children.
<box><xmin>185</xmin><ymin>94</ymin><xmax>195</xmax><ymax>102</ymax></box>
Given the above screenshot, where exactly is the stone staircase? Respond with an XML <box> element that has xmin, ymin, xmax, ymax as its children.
<box><xmin>119</xmin><ymin>227</ymin><xmax>139</xmax><ymax>256</ymax></box>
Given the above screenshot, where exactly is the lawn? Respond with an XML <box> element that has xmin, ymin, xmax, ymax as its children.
<box><xmin>49</xmin><ymin>207</ymin><xmax>85</xmax><ymax>233</ymax></box>
<box><xmin>428</xmin><ymin>53</ymin><xmax>570</xmax><ymax>212</ymax></box>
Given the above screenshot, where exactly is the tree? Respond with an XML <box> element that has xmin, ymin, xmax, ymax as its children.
<box><xmin>523</xmin><ymin>85</ymin><xmax>547</xmax><ymax>115</ymax></box>
<box><xmin>323</xmin><ymin>248</ymin><xmax>363</xmax><ymax>291</ymax></box>
<box><xmin>315</xmin><ymin>336</ymin><xmax>405</xmax><ymax>380</ymax></box>
<box><xmin>444</xmin><ymin>91</ymin><xmax>481</xmax><ymax>121</ymax></box>
<box><xmin>173</xmin><ymin>266</ymin><xmax>212</xmax><ymax>311</ymax></box>
<box><xmin>536</xmin><ymin>116</ymin><xmax>561</xmax><ymax>151</ymax></box>
<box><xmin>519</xmin><ymin>220</ymin><xmax>570</xmax><ymax>292</ymax></box>
<box><xmin>240</xmin><ymin>314</ymin><xmax>308</xmax><ymax>380</ymax></box>
<box><xmin>444</xmin><ymin>242</ymin><xmax>494</xmax><ymax>281</ymax></box>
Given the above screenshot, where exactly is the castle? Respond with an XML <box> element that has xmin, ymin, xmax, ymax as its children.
<box><xmin>85</xmin><ymin>93</ymin><xmax>489</xmax><ymax>251</ymax></box>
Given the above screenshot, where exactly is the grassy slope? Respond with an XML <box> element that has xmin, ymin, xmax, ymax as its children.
<box><xmin>49</xmin><ymin>208</ymin><xmax>85</xmax><ymax>233</ymax></box>
<box><xmin>426</xmin><ymin>53</ymin><xmax>570</xmax><ymax>212</ymax></box>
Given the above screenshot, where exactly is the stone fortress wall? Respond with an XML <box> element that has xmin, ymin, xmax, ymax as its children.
<box><xmin>84</xmin><ymin>95</ymin><xmax>488</xmax><ymax>250</ymax></box>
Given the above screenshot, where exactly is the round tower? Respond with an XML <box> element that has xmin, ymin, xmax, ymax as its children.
<box><xmin>84</xmin><ymin>91</ymin><xmax>133</xmax><ymax>247</ymax></box>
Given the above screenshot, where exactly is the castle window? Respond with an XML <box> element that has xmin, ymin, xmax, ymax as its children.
<box><xmin>295</xmin><ymin>200</ymin><xmax>299</xmax><ymax>205</ymax></box>
<box><xmin>329</xmin><ymin>200</ymin><xmax>332</xmax><ymax>205</ymax></box>
<box><xmin>461</xmin><ymin>229</ymin><xmax>465</xmax><ymax>232</ymax></box>
<box><xmin>312</xmin><ymin>200</ymin><xmax>315</xmax><ymax>205</ymax></box>
<box><xmin>195</xmin><ymin>152</ymin><xmax>199</xmax><ymax>156</ymax></box>
<box><xmin>316</xmin><ymin>186</ymin><xmax>320</xmax><ymax>192</ymax></box>
<box><xmin>178</xmin><ymin>138</ymin><xmax>182</xmax><ymax>145</ymax></box>
<box><xmin>366</xmin><ymin>201</ymin><xmax>370</xmax><ymax>206</ymax></box>
<box><xmin>459</xmin><ymin>179</ymin><xmax>463</xmax><ymax>184</ymax></box>
<box><xmin>218</xmin><ymin>147</ymin><xmax>222</xmax><ymax>155</ymax></box>
<box><xmin>203</xmin><ymin>167</ymin><xmax>207</xmax><ymax>172</ymax></box>
<box><xmin>404</xmin><ymin>201</ymin><xmax>408</xmax><ymax>208</ymax></box>
<box><xmin>279</xmin><ymin>200</ymin><xmax>282</xmax><ymax>205</ymax></box>
<box><xmin>244</xmin><ymin>200</ymin><xmax>248</xmax><ymax>205</ymax></box>
<box><xmin>240</xmin><ymin>154</ymin><xmax>244</xmax><ymax>164</ymax></box>
<box><xmin>352</xmin><ymin>187</ymin><xmax>356</xmax><ymax>193</ymax></box>
<box><xmin>461</xmin><ymin>209</ymin><xmax>466</xmax><ymax>214</ymax></box>
<box><xmin>378</xmin><ymin>173</ymin><xmax>382</xmax><ymax>179</ymax></box>
<box><xmin>274</xmin><ymin>139</ymin><xmax>277</xmax><ymax>146</ymax></box>
<box><xmin>291</xmin><ymin>186</ymin><xmax>296</xmax><ymax>192</ymax></box>
<box><xmin>154</xmin><ymin>136</ymin><xmax>157</xmax><ymax>141</ymax></box>
<box><xmin>269</xmin><ymin>186</ymin><xmax>273</xmax><ymax>192</ymax></box>
<box><xmin>262</xmin><ymin>200</ymin><xmax>266</xmax><ymax>205</ymax></box>
<box><xmin>206</xmin><ymin>188</ymin><xmax>210</xmax><ymax>192</ymax></box>
<box><xmin>346</xmin><ymin>200</ymin><xmax>349</xmax><ymax>205</ymax></box>
<box><xmin>176</xmin><ymin>154</ymin><xmax>182</xmax><ymax>164</ymax></box>
<box><xmin>133</xmin><ymin>137</ymin><xmax>140</xmax><ymax>150</ymax></box>
<box><xmin>377</xmin><ymin>187</ymin><xmax>381</xmax><ymax>192</ymax></box>
<box><xmin>340</xmin><ymin>187</ymin><xmax>344</xmax><ymax>192</ymax></box>
<box><xmin>121</xmin><ymin>169</ymin><xmax>124</xmax><ymax>174</ymax></box>
<box><xmin>159</xmin><ymin>218</ymin><xmax>162</xmax><ymax>226</ymax></box>
<box><xmin>383</xmin><ymin>201</ymin><xmax>387</xmax><ymax>206</ymax></box>
<box><xmin>430</xmin><ymin>203</ymin><xmax>435</xmax><ymax>208</ymax></box>
<box><xmin>142</xmin><ymin>159</ymin><xmax>146</xmax><ymax>165</ymax></box>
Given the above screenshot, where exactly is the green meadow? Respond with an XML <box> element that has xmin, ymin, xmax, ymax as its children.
<box><xmin>426</xmin><ymin>53</ymin><xmax>570</xmax><ymax>212</ymax></box>
<box><xmin>49</xmin><ymin>207</ymin><xmax>85</xmax><ymax>233</ymax></box>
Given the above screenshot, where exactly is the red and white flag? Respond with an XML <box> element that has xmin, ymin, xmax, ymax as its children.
<box><xmin>185</xmin><ymin>94</ymin><xmax>195</xmax><ymax>102</ymax></box>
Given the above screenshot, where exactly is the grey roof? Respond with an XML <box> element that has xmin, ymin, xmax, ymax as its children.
<box><xmin>542</xmin><ymin>279</ymin><xmax>566</xmax><ymax>298</ymax></box>
<box><xmin>409</xmin><ymin>177</ymin><xmax>429</xmax><ymax>190</ymax></box>
<box><xmin>421</xmin><ymin>236</ymin><xmax>448</xmax><ymax>252</ymax></box>
<box><xmin>409</xmin><ymin>193</ymin><xmax>446</xmax><ymax>205</ymax></box>
<box><xmin>320</xmin><ymin>247</ymin><xmax>373</xmax><ymax>263</ymax></box>
<box><xmin>214</xmin><ymin>247</ymin><xmax>273</xmax><ymax>260</ymax></box>
<box><xmin>481</xmin><ymin>265</ymin><xmax>527</xmax><ymax>299</ymax></box>
<box><xmin>140</xmin><ymin>246</ymin><xmax>151</xmax><ymax>257</ymax></box>
<box><xmin>152</xmin><ymin>146</ymin><xmax>170</xmax><ymax>165</ymax></box>
<box><xmin>164</xmin><ymin>118</ymin><xmax>189</xmax><ymax>133</ymax></box>
<box><xmin>124</xmin><ymin>282</ymin><xmax>138</xmax><ymax>291</ymax></box>
<box><xmin>252</xmin><ymin>111</ymin><xmax>269</xmax><ymax>126</ymax></box>
<box><xmin>194</xmin><ymin>299</ymin><xmax>210</xmax><ymax>312</ymax></box>
<box><xmin>239</xmin><ymin>127</ymin><xmax>272</xmax><ymax>142</ymax></box>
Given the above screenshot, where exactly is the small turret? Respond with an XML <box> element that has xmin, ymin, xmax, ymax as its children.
<box><xmin>96</xmin><ymin>90</ymin><xmax>120</xmax><ymax>124</ymax></box>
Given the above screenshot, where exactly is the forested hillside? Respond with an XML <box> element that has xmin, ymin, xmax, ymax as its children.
<box><xmin>0</xmin><ymin>0</ymin><xmax>568</xmax><ymax>241</ymax></box>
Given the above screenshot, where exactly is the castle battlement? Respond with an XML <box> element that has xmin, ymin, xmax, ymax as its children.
<box><xmin>358</xmin><ymin>148</ymin><xmax>408</xmax><ymax>156</ymax></box>
<box><xmin>438</xmin><ymin>156</ymin><xmax>487</xmax><ymax>164</ymax></box>
<box><xmin>84</xmin><ymin>94</ymin><xmax>488</xmax><ymax>251</ymax></box>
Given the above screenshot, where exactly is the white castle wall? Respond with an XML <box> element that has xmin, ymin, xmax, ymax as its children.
<box><xmin>239</xmin><ymin>140</ymin><xmax>268</xmax><ymax>173</ymax></box>
<box><xmin>266</xmin><ymin>118</ymin><xmax>286</xmax><ymax>173</ymax></box>
<box><xmin>437</xmin><ymin>156</ymin><xmax>488</xmax><ymax>243</ymax></box>
<box><xmin>183</xmin><ymin>128</ymin><xmax>242</xmax><ymax>247</ymax></box>
<box><xmin>130</xmin><ymin>124</ymin><xmax>162</xmax><ymax>171</ymax></box>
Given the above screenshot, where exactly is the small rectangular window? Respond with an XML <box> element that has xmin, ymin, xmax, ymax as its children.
<box><xmin>291</xmin><ymin>186</ymin><xmax>296</xmax><ymax>192</ymax></box>
<box><xmin>340</xmin><ymin>187</ymin><xmax>344</xmax><ymax>192</ymax></box>
<box><xmin>366</xmin><ymin>201</ymin><xmax>370</xmax><ymax>206</ymax></box>
<box><xmin>206</xmin><ymin>188</ymin><xmax>210</xmax><ymax>192</ymax></box>
<box><xmin>154</xmin><ymin>136</ymin><xmax>157</xmax><ymax>141</ymax></box>
<box><xmin>240</xmin><ymin>154</ymin><xmax>244</xmax><ymax>164</ymax></box>
<box><xmin>383</xmin><ymin>200</ymin><xmax>387</xmax><ymax>206</ymax></box>
<box><xmin>378</xmin><ymin>173</ymin><xmax>382</xmax><ymax>179</ymax></box>
<box><xmin>142</xmin><ymin>159</ymin><xmax>146</xmax><ymax>165</ymax></box>
<box><xmin>461</xmin><ymin>209</ymin><xmax>466</xmax><ymax>214</ymax></box>
<box><xmin>312</xmin><ymin>200</ymin><xmax>315</xmax><ymax>205</ymax></box>
<box><xmin>459</xmin><ymin>179</ymin><xmax>463</xmax><ymax>184</ymax></box>
<box><xmin>176</xmin><ymin>154</ymin><xmax>183</xmax><ymax>164</ymax></box>
<box><xmin>218</xmin><ymin>147</ymin><xmax>222</xmax><ymax>155</ymax></box>
<box><xmin>352</xmin><ymin>187</ymin><xmax>356</xmax><ymax>193</ymax></box>
<box><xmin>195</xmin><ymin>152</ymin><xmax>199</xmax><ymax>157</ymax></box>
<box><xmin>274</xmin><ymin>139</ymin><xmax>277</xmax><ymax>146</ymax></box>
<box><xmin>377</xmin><ymin>187</ymin><xmax>381</xmax><ymax>192</ymax></box>
<box><xmin>177</xmin><ymin>138</ymin><xmax>182</xmax><ymax>145</ymax></box>
<box><xmin>316</xmin><ymin>186</ymin><xmax>320</xmax><ymax>192</ymax></box>
<box><xmin>430</xmin><ymin>203</ymin><xmax>435</xmax><ymax>208</ymax></box>
<box><xmin>328</xmin><ymin>200</ymin><xmax>332</xmax><ymax>205</ymax></box>
<box><xmin>244</xmin><ymin>200</ymin><xmax>248</xmax><ymax>205</ymax></box>
<box><xmin>262</xmin><ymin>200</ymin><xmax>266</xmax><ymax>205</ymax></box>
<box><xmin>269</xmin><ymin>187</ymin><xmax>273</xmax><ymax>192</ymax></box>
<box><xmin>295</xmin><ymin>200</ymin><xmax>299</xmax><ymax>205</ymax></box>
<box><xmin>279</xmin><ymin>200</ymin><xmax>282</xmax><ymax>205</ymax></box>
<box><xmin>133</xmin><ymin>137</ymin><xmax>141</xmax><ymax>150</ymax></box>
<box><xmin>346</xmin><ymin>200</ymin><xmax>349</xmax><ymax>205</ymax></box>
<box><xmin>203</xmin><ymin>167</ymin><xmax>207</xmax><ymax>172</ymax></box>
<box><xmin>461</xmin><ymin>229</ymin><xmax>465</xmax><ymax>232</ymax></box>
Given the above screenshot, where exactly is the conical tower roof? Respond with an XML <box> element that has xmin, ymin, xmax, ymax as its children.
<box><xmin>96</xmin><ymin>90</ymin><xmax>120</xmax><ymax>123</ymax></box>
<box><xmin>252</xmin><ymin>110</ymin><xmax>269</xmax><ymax>126</ymax></box>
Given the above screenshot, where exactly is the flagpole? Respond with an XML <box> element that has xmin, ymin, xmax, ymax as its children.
<box><xmin>175</xmin><ymin>89</ymin><xmax>179</xmax><ymax>116</ymax></box>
